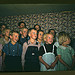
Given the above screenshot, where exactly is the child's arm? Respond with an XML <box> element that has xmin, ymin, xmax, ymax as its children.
<box><xmin>58</xmin><ymin>55</ymin><xmax>71</xmax><ymax>70</ymax></box>
<box><xmin>51</xmin><ymin>56</ymin><xmax>58</xmax><ymax>69</ymax></box>
<box><xmin>70</xmin><ymin>47</ymin><xmax>75</xmax><ymax>70</ymax></box>
<box><xmin>71</xmin><ymin>55</ymin><xmax>75</xmax><ymax>70</ymax></box>
<box><xmin>2</xmin><ymin>53</ymin><xmax>6</xmax><ymax>63</ymax></box>
<box><xmin>2</xmin><ymin>52</ymin><xmax>6</xmax><ymax>69</ymax></box>
<box><xmin>39</xmin><ymin>56</ymin><xmax>51</xmax><ymax>69</ymax></box>
<box><xmin>21</xmin><ymin>42</ymin><xmax>27</xmax><ymax>70</ymax></box>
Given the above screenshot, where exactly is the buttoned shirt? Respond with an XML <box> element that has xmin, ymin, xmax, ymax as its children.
<box><xmin>2</xmin><ymin>41</ymin><xmax>22</xmax><ymax>56</ymax></box>
<box><xmin>21</xmin><ymin>40</ymin><xmax>40</xmax><ymax>67</ymax></box>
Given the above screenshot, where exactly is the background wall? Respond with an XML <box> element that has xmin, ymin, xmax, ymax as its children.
<box><xmin>0</xmin><ymin>11</ymin><xmax>75</xmax><ymax>38</ymax></box>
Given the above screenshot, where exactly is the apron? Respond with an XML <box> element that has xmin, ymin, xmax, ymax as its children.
<box><xmin>24</xmin><ymin>42</ymin><xmax>40</xmax><ymax>72</ymax></box>
<box><xmin>40</xmin><ymin>45</ymin><xmax>57</xmax><ymax>71</ymax></box>
<box><xmin>4</xmin><ymin>43</ymin><xmax>22</xmax><ymax>71</ymax></box>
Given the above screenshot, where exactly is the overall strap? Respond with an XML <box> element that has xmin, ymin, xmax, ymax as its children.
<box><xmin>8</xmin><ymin>43</ymin><xmax>10</xmax><ymax>55</ymax></box>
<box><xmin>36</xmin><ymin>42</ymin><xmax>38</xmax><ymax>45</ymax></box>
<box><xmin>17</xmin><ymin>43</ymin><xmax>19</xmax><ymax>56</ymax></box>
<box><xmin>43</xmin><ymin>45</ymin><xmax>47</xmax><ymax>53</ymax></box>
<box><xmin>52</xmin><ymin>45</ymin><xmax>54</xmax><ymax>53</ymax></box>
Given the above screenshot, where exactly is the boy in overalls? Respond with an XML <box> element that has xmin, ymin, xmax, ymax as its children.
<box><xmin>22</xmin><ymin>28</ymin><xmax>40</xmax><ymax>72</ymax></box>
<box><xmin>2</xmin><ymin>30</ymin><xmax>22</xmax><ymax>71</ymax></box>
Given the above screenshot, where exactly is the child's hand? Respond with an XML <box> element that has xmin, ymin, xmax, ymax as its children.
<box><xmin>22</xmin><ymin>66</ymin><xmax>24</xmax><ymax>71</ymax></box>
<box><xmin>2</xmin><ymin>61</ymin><xmax>5</xmax><ymax>70</ymax></box>
<box><xmin>67</xmin><ymin>66</ymin><xmax>71</xmax><ymax>71</ymax></box>
<box><xmin>0</xmin><ymin>49</ymin><xmax>2</xmax><ymax>56</ymax></box>
<box><xmin>51</xmin><ymin>62</ymin><xmax>55</xmax><ymax>69</ymax></box>
<box><xmin>45</xmin><ymin>64</ymin><xmax>51</xmax><ymax>70</ymax></box>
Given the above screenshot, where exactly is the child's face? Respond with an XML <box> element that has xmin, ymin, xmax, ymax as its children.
<box><xmin>22</xmin><ymin>29</ymin><xmax>28</xmax><ymax>38</ymax></box>
<box><xmin>30</xmin><ymin>29</ymin><xmax>37</xmax><ymax>40</ymax></box>
<box><xmin>50</xmin><ymin>30</ymin><xmax>55</xmax><ymax>36</ymax></box>
<box><xmin>38</xmin><ymin>31</ymin><xmax>44</xmax><ymax>40</ymax></box>
<box><xmin>1</xmin><ymin>25</ymin><xmax>6</xmax><ymax>31</ymax></box>
<box><xmin>63</xmin><ymin>38</ymin><xmax>71</xmax><ymax>45</ymax></box>
<box><xmin>46</xmin><ymin>34</ymin><xmax>54</xmax><ymax>44</ymax></box>
<box><xmin>11</xmin><ymin>32</ymin><xmax>19</xmax><ymax>43</ymax></box>
<box><xmin>5</xmin><ymin>29</ymin><xmax>10</xmax><ymax>37</ymax></box>
<box><xmin>35</xmin><ymin>25</ymin><xmax>39</xmax><ymax>31</ymax></box>
<box><xmin>19</xmin><ymin>23</ymin><xmax>25</xmax><ymax>28</ymax></box>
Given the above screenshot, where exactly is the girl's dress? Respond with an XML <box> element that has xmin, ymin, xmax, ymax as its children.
<box><xmin>57</xmin><ymin>45</ymin><xmax>74</xmax><ymax>71</ymax></box>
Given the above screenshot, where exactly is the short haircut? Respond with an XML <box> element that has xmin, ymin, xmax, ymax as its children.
<box><xmin>18</xmin><ymin>21</ymin><xmax>26</xmax><ymax>27</ymax></box>
<box><xmin>20</xmin><ymin>27</ymin><xmax>28</xmax><ymax>32</ymax></box>
<box><xmin>10</xmin><ymin>30</ymin><xmax>19</xmax><ymax>36</ymax></box>
<box><xmin>37</xmin><ymin>30</ymin><xmax>44</xmax><ymax>39</ymax></box>
<box><xmin>48</xmin><ymin>29</ymin><xmax>56</xmax><ymax>37</ymax></box>
<box><xmin>28</xmin><ymin>28</ymin><xmax>37</xmax><ymax>35</ymax></box>
<box><xmin>34</xmin><ymin>24</ymin><xmax>41</xmax><ymax>30</ymax></box>
<box><xmin>58</xmin><ymin>32</ymin><xmax>70</xmax><ymax>45</ymax></box>
<box><xmin>0</xmin><ymin>23</ymin><xmax>8</xmax><ymax>28</ymax></box>
<box><xmin>2</xmin><ymin>28</ymin><xmax>10</xmax><ymax>35</ymax></box>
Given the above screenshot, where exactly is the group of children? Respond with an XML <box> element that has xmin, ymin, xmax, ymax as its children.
<box><xmin>0</xmin><ymin>22</ymin><xmax>75</xmax><ymax>72</ymax></box>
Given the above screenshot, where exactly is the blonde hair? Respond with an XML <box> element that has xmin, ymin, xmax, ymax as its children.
<box><xmin>58</xmin><ymin>32</ymin><xmax>70</xmax><ymax>45</ymax></box>
<box><xmin>43</xmin><ymin>34</ymin><xmax>47</xmax><ymax>40</ymax></box>
<box><xmin>43</xmin><ymin>33</ymin><xmax>54</xmax><ymax>43</ymax></box>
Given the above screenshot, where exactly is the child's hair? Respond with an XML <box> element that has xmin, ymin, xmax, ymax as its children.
<box><xmin>28</xmin><ymin>28</ymin><xmax>37</xmax><ymax>35</ymax></box>
<box><xmin>18</xmin><ymin>21</ymin><xmax>26</xmax><ymax>27</ymax></box>
<box><xmin>10</xmin><ymin>30</ymin><xmax>19</xmax><ymax>36</ymax></box>
<box><xmin>20</xmin><ymin>27</ymin><xmax>28</xmax><ymax>32</ymax></box>
<box><xmin>2</xmin><ymin>28</ymin><xmax>10</xmax><ymax>35</ymax></box>
<box><xmin>48</xmin><ymin>29</ymin><xmax>56</xmax><ymax>37</ymax></box>
<box><xmin>34</xmin><ymin>24</ymin><xmax>41</xmax><ymax>30</ymax></box>
<box><xmin>43</xmin><ymin>34</ymin><xmax>47</xmax><ymax>43</ymax></box>
<box><xmin>0</xmin><ymin>23</ymin><xmax>8</xmax><ymax>30</ymax></box>
<box><xmin>37</xmin><ymin>30</ymin><xmax>44</xmax><ymax>39</ymax></box>
<box><xmin>58</xmin><ymin>31</ymin><xmax>70</xmax><ymax>45</ymax></box>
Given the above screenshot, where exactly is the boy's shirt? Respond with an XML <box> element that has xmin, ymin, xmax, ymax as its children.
<box><xmin>2</xmin><ymin>41</ymin><xmax>22</xmax><ymax>56</ymax></box>
<box><xmin>0</xmin><ymin>38</ymin><xmax>10</xmax><ymax>46</ymax></box>
<box><xmin>37</xmin><ymin>41</ymin><xmax>44</xmax><ymax>46</ymax></box>
<box><xmin>18</xmin><ymin>34</ymin><xmax>30</xmax><ymax>46</ymax></box>
<box><xmin>22</xmin><ymin>40</ymin><xmax>40</xmax><ymax>67</ymax></box>
<box><xmin>39</xmin><ymin>43</ymin><xmax>57</xmax><ymax>57</ymax></box>
<box><xmin>19</xmin><ymin>37</ymin><xmax>28</xmax><ymax>46</ymax></box>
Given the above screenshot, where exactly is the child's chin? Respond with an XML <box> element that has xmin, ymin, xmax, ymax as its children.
<box><xmin>49</xmin><ymin>42</ymin><xmax>52</xmax><ymax>44</ymax></box>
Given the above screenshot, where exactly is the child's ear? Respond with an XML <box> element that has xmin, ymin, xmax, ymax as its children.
<box><xmin>20</xmin><ymin>31</ymin><xmax>22</xmax><ymax>34</ymax></box>
<box><xmin>18</xmin><ymin>26</ymin><xmax>20</xmax><ymax>28</ymax></box>
<box><xmin>10</xmin><ymin>35</ymin><xmax>12</xmax><ymax>39</ymax></box>
<box><xmin>44</xmin><ymin>38</ymin><xmax>46</xmax><ymax>41</ymax></box>
<box><xmin>28</xmin><ymin>32</ymin><xmax>31</xmax><ymax>37</ymax></box>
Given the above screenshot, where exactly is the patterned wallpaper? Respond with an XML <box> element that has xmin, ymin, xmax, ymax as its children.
<box><xmin>0</xmin><ymin>11</ymin><xmax>75</xmax><ymax>38</ymax></box>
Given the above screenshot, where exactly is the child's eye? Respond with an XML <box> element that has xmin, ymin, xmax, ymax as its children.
<box><xmin>40</xmin><ymin>33</ymin><xmax>41</xmax><ymax>35</ymax></box>
<box><xmin>24</xmin><ymin>31</ymin><xmax>26</xmax><ymax>33</ymax></box>
<box><xmin>49</xmin><ymin>37</ymin><xmax>50</xmax><ymax>39</ymax></box>
<box><xmin>15</xmin><ymin>35</ymin><xmax>18</xmax><ymax>37</ymax></box>
<box><xmin>33</xmin><ymin>32</ymin><xmax>35</xmax><ymax>34</ymax></box>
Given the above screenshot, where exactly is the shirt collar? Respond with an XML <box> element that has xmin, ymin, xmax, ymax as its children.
<box><xmin>9</xmin><ymin>41</ymin><xmax>18</xmax><ymax>46</ymax></box>
<box><xmin>59</xmin><ymin>45</ymin><xmax>70</xmax><ymax>50</ymax></box>
<box><xmin>28</xmin><ymin>40</ymin><xmax>37</xmax><ymax>45</ymax></box>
